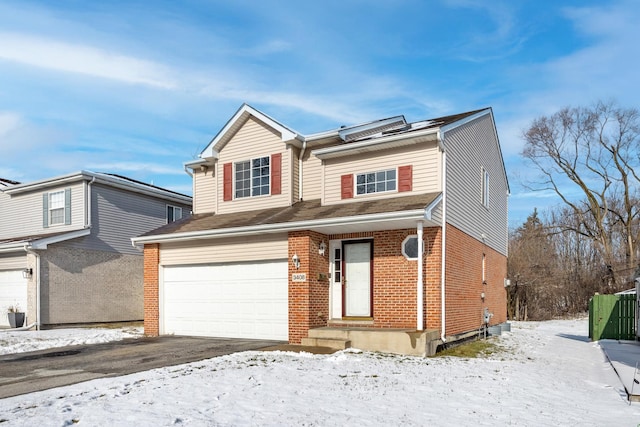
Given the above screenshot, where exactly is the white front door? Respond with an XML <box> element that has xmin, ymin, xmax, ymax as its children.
<box><xmin>343</xmin><ymin>241</ymin><xmax>372</xmax><ymax>317</ymax></box>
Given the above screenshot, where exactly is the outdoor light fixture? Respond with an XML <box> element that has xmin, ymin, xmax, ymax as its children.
<box><xmin>292</xmin><ymin>253</ymin><xmax>300</xmax><ymax>269</ymax></box>
<box><xmin>318</xmin><ymin>241</ymin><xmax>326</xmax><ymax>256</ymax></box>
<box><xmin>22</xmin><ymin>268</ymin><xmax>33</xmax><ymax>279</ymax></box>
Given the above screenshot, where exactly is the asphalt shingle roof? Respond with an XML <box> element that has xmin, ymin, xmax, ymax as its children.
<box><xmin>141</xmin><ymin>193</ymin><xmax>441</xmax><ymax>238</ymax></box>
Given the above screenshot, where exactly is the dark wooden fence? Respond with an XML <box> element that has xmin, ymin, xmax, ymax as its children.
<box><xmin>589</xmin><ymin>294</ymin><xmax>636</xmax><ymax>341</ymax></box>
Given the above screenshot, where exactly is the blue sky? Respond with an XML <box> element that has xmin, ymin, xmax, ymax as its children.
<box><xmin>0</xmin><ymin>0</ymin><xmax>638</xmax><ymax>228</ymax></box>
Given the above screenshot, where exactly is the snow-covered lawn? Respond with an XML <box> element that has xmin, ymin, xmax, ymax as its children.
<box><xmin>1</xmin><ymin>319</ymin><xmax>639</xmax><ymax>426</ymax></box>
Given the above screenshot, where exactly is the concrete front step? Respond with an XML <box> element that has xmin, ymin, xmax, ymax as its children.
<box><xmin>304</xmin><ymin>327</ymin><xmax>441</xmax><ymax>356</ymax></box>
<box><xmin>300</xmin><ymin>337</ymin><xmax>352</xmax><ymax>350</ymax></box>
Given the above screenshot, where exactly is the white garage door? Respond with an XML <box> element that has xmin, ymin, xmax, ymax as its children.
<box><xmin>0</xmin><ymin>270</ymin><xmax>28</xmax><ymax>328</ymax></box>
<box><xmin>162</xmin><ymin>260</ymin><xmax>288</xmax><ymax>340</ymax></box>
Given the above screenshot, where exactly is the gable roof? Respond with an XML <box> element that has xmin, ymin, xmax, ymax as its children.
<box><xmin>133</xmin><ymin>193</ymin><xmax>442</xmax><ymax>245</ymax></box>
<box><xmin>199</xmin><ymin>104</ymin><xmax>302</xmax><ymax>159</ymax></box>
<box><xmin>3</xmin><ymin>171</ymin><xmax>191</xmax><ymax>204</ymax></box>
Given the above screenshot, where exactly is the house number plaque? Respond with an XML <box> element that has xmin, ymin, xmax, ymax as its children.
<box><xmin>292</xmin><ymin>273</ymin><xmax>307</xmax><ymax>282</ymax></box>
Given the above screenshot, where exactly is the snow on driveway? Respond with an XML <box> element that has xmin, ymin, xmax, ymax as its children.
<box><xmin>0</xmin><ymin>326</ymin><xmax>143</xmax><ymax>355</ymax></box>
<box><xmin>1</xmin><ymin>318</ymin><xmax>639</xmax><ymax>426</ymax></box>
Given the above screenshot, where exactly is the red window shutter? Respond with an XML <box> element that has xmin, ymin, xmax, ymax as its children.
<box><xmin>398</xmin><ymin>165</ymin><xmax>413</xmax><ymax>192</ymax></box>
<box><xmin>271</xmin><ymin>153</ymin><xmax>282</xmax><ymax>195</ymax></box>
<box><xmin>223</xmin><ymin>162</ymin><xmax>232</xmax><ymax>201</ymax></box>
<box><xmin>341</xmin><ymin>174</ymin><xmax>354</xmax><ymax>199</ymax></box>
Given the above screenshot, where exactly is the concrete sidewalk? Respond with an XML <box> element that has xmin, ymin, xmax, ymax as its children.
<box><xmin>599</xmin><ymin>339</ymin><xmax>640</xmax><ymax>401</ymax></box>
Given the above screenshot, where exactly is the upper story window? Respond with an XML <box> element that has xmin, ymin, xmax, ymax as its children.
<box><xmin>43</xmin><ymin>188</ymin><xmax>71</xmax><ymax>228</ymax></box>
<box><xmin>235</xmin><ymin>156</ymin><xmax>270</xmax><ymax>198</ymax></box>
<box><xmin>167</xmin><ymin>205</ymin><xmax>183</xmax><ymax>223</ymax></box>
<box><xmin>356</xmin><ymin>169</ymin><xmax>396</xmax><ymax>195</ymax></box>
<box><xmin>49</xmin><ymin>190</ymin><xmax>65</xmax><ymax>225</ymax></box>
<box><xmin>482</xmin><ymin>167</ymin><xmax>490</xmax><ymax>208</ymax></box>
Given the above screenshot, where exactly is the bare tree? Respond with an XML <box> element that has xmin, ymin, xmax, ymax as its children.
<box><xmin>522</xmin><ymin>101</ymin><xmax>640</xmax><ymax>284</ymax></box>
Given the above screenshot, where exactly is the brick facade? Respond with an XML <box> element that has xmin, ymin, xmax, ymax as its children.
<box><xmin>444</xmin><ymin>224</ymin><xmax>507</xmax><ymax>336</ymax></box>
<box><xmin>39</xmin><ymin>245</ymin><xmax>143</xmax><ymax>325</ymax></box>
<box><xmin>288</xmin><ymin>231</ymin><xmax>330</xmax><ymax>343</ymax></box>
<box><xmin>288</xmin><ymin>227</ymin><xmax>445</xmax><ymax>343</ymax></box>
<box><xmin>143</xmin><ymin>244</ymin><xmax>160</xmax><ymax>336</ymax></box>
<box><xmin>143</xmin><ymin>225</ymin><xmax>507</xmax><ymax>343</ymax></box>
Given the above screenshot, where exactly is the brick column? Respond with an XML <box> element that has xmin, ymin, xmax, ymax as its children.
<box><xmin>288</xmin><ymin>231</ymin><xmax>329</xmax><ymax>343</ymax></box>
<box><xmin>143</xmin><ymin>243</ymin><xmax>160</xmax><ymax>336</ymax></box>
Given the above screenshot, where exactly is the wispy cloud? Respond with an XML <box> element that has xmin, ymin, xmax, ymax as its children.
<box><xmin>86</xmin><ymin>162</ymin><xmax>187</xmax><ymax>175</ymax></box>
<box><xmin>0</xmin><ymin>112</ymin><xmax>21</xmax><ymax>137</ymax></box>
<box><xmin>0</xmin><ymin>32</ymin><xmax>178</xmax><ymax>89</ymax></box>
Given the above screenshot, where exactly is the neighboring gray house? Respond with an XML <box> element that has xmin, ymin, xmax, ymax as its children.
<box><xmin>0</xmin><ymin>172</ymin><xmax>192</xmax><ymax>328</ymax></box>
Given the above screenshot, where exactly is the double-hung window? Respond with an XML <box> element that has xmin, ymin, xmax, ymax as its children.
<box><xmin>49</xmin><ymin>190</ymin><xmax>65</xmax><ymax>225</ymax></box>
<box><xmin>356</xmin><ymin>169</ymin><xmax>396</xmax><ymax>195</ymax></box>
<box><xmin>235</xmin><ymin>156</ymin><xmax>270</xmax><ymax>198</ymax></box>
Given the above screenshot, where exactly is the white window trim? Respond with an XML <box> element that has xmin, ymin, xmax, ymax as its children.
<box><xmin>234</xmin><ymin>156</ymin><xmax>270</xmax><ymax>199</ymax></box>
<box><xmin>355</xmin><ymin>167</ymin><xmax>397</xmax><ymax>197</ymax></box>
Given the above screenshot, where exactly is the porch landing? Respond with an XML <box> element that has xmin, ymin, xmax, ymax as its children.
<box><xmin>301</xmin><ymin>327</ymin><xmax>441</xmax><ymax>357</ymax></box>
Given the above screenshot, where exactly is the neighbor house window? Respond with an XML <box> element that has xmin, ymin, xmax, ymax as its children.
<box><xmin>482</xmin><ymin>167</ymin><xmax>490</xmax><ymax>208</ymax></box>
<box><xmin>167</xmin><ymin>205</ymin><xmax>183</xmax><ymax>223</ymax></box>
<box><xmin>49</xmin><ymin>190</ymin><xmax>65</xmax><ymax>225</ymax></box>
<box><xmin>356</xmin><ymin>169</ymin><xmax>396</xmax><ymax>195</ymax></box>
<box><xmin>235</xmin><ymin>156</ymin><xmax>270</xmax><ymax>198</ymax></box>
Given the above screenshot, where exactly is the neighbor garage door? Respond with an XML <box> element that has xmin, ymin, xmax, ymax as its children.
<box><xmin>162</xmin><ymin>260</ymin><xmax>288</xmax><ymax>340</ymax></box>
<box><xmin>0</xmin><ymin>270</ymin><xmax>28</xmax><ymax>328</ymax></box>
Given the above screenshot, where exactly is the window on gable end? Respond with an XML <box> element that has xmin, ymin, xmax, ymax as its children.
<box><xmin>482</xmin><ymin>167</ymin><xmax>490</xmax><ymax>208</ymax></box>
<box><xmin>234</xmin><ymin>156</ymin><xmax>270</xmax><ymax>199</ymax></box>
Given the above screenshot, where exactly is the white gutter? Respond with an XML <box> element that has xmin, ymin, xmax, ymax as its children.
<box><xmin>438</xmin><ymin>130</ymin><xmax>447</xmax><ymax>343</ymax></box>
<box><xmin>417</xmin><ymin>221</ymin><xmax>424</xmax><ymax>331</ymax></box>
<box><xmin>132</xmin><ymin>208</ymin><xmax>426</xmax><ymax>246</ymax></box>
<box><xmin>298</xmin><ymin>138</ymin><xmax>307</xmax><ymax>201</ymax></box>
<box><xmin>24</xmin><ymin>245</ymin><xmax>41</xmax><ymax>330</ymax></box>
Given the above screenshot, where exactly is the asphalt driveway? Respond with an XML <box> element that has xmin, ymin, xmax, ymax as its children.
<box><xmin>0</xmin><ymin>336</ymin><xmax>284</xmax><ymax>399</ymax></box>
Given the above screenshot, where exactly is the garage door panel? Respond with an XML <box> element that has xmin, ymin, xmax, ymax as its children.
<box><xmin>0</xmin><ymin>270</ymin><xmax>28</xmax><ymax>328</ymax></box>
<box><xmin>162</xmin><ymin>260</ymin><xmax>288</xmax><ymax>340</ymax></box>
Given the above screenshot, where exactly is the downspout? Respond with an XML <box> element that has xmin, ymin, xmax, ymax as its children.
<box><xmin>417</xmin><ymin>221</ymin><xmax>424</xmax><ymax>331</ymax></box>
<box><xmin>438</xmin><ymin>131</ymin><xmax>447</xmax><ymax>343</ymax></box>
<box><xmin>183</xmin><ymin>164</ymin><xmax>193</xmax><ymax>178</ymax></box>
<box><xmin>24</xmin><ymin>245</ymin><xmax>41</xmax><ymax>330</ymax></box>
<box><xmin>298</xmin><ymin>139</ymin><xmax>307</xmax><ymax>201</ymax></box>
<box><xmin>86</xmin><ymin>176</ymin><xmax>96</xmax><ymax>228</ymax></box>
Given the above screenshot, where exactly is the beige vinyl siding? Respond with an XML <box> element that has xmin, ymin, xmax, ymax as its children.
<box><xmin>444</xmin><ymin>114</ymin><xmax>508</xmax><ymax>256</ymax></box>
<box><xmin>291</xmin><ymin>145</ymin><xmax>300</xmax><ymax>203</ymax></box>
<box><xmin>0</xmin><ymin>182</ymin><xmax>85</xmax><ymax>240</ymax></box>
<box><xmin>0</xmin><ymin>254</ymin><xmax>27</xmax><ymax>270</ymax></box>
<box><xmin>302</xmin><ymin>151</ymin><xmax>323</xmax><ymax>201</ymax></box>
<box><xmin>193</xmin><ymin>168</ymin><xmax>216</xmax><ymax>214</ymax></box>
<box><xmin>159</xmin><ymin>233</ymin><xmax>288</xmax><ymax>266</ymax></box>
<box><xmin>322</xmin><ymin>141</ymin><xmax>441</xmax><ymax>205</ymax></box>
<box><xmin>217</xmin><ymin>117</ymin><xmax>292</xmax><ymax>214</ymax></box>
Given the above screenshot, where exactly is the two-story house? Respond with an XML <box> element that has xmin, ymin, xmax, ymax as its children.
<box><xmin>133</xmin><ymin>104</ymin><xmax>509</xmax><ymax>356</ymax></box>
<box><xmin>0</xmin><ymin>172</ymin><xmax>192</xmax><ymax>328</ymax></box>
